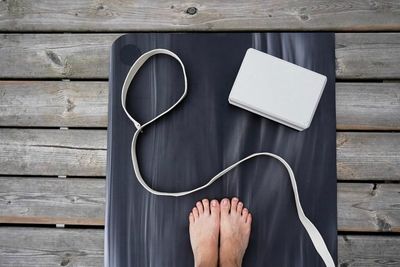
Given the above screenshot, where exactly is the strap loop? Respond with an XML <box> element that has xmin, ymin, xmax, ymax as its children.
<box><xmin>121</xmin><ymin>48</ymin><xmax>187</xmax><ymax>131</ymax></box>
<box><xmin>121</xmin><ymin>48</ymin><xmax>335</xmax><ymax>267</ymax></box>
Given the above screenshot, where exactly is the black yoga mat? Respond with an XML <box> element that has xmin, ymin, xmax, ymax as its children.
<box><xmin>106</xmin><ymin>32</ymin><xmax>337</xmax><ymax>267</ymax></box>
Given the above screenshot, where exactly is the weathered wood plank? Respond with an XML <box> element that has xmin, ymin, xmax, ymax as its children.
<box><xmin>336</xmin><ymin>82</ymin><xmax>400</xmax><ymax>130</ymax></box>
<box><xmin>0</xmin><ymin>227</ymin><xmax>103</xmax><ymax>267</ymax></box>
<box><xmin>336</xmin><ymin>33</ymin><xmax>400</xmax><ymax>79</ymax></box>
<box><xmin>337</xmin><ymin>132</ymin><xmax>400</xmax><ymax>181</ymax></box>
<box><xmin>0</xmin><ymin>129</ymin><xmax>106</xmax><ymax>176</ymax></box>
<box><xmin>0</xmin><ymin>0</ymin><xmax>399</xmax><ymax>31</ymax></box>
<box><xmin>1</xmin><ymin>81</ymin><xmax>400</xmax><ymax>130</ymax></box>
<box><xmin>0</xmin><ymin>177</ymin><xmax>104</xmax><ymax>225</ymax></box>
<box><xmin>1</xmin><ymin>177</ymin><xmax>399</xmax><ymax>232</ymax></box>
<box><xmin>338</xmin><ymin>183</ymin><xmax>400</xmax><ymax>232</ymax></box>
<box><xmin>0</xmin><ymin>227</ymin><xmax>399</xmax><ymax>266</ymax></box>
<box><xmin>0</xmin><ymin>80</ymin><xmax>108</xmax><ymax>127</ymax></box>
<box><xmin>1</xmin><ymin>129</ymin><xmax>399</xmax><ymax>180</ymax></box>
<box><xmin>0</xmin><ymin>34</ymin><xmax>119</xmax><ymax>79</ymax></box>
<box><xmin>338</xmin><ymin>235</ymin><xmax>400</xmax><ymax>266</ymax></box>
<box><xmin>0</xmin><ymin>33</ymin><xmax>399</xmax><ymax>79</ymax></box>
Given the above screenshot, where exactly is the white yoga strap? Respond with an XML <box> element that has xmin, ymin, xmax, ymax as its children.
<box><xmin>121</xmin><ymin>48</ymin><xmax>335</xmax><ymax>267</ymax></box>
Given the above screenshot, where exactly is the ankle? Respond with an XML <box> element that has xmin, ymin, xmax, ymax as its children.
<box><xmin>193</xmin><ymin>245</ymin><xmax>218</xmax><ymax>267</ymax></box>
<box><xmin>219</xmin><ymin>258</ymin><xmax>242</xmax><ymax>267</ymax></box>
<box><xmin>195</xmin><ymin>259</ymin><xmax>217</xmax><ymax>267</ymax></box>
<box><xmin>194</xmin><ymin>251</ymin><xmax>218</xmax><ymax>267</ymax></box>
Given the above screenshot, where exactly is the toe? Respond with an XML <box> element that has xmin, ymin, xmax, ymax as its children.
<box><xmin>210</xmin><ymin>199</ymin><xmax>220</xmax><ymax>217</ymax></box>
<box><xmin>231</xmin><ymin>197</ymin><xmax>239</xmax><ymax>213</ymax></box>
<box><xmin>221</xmin><ymin>198</ymin><xmax>230</xmax><ymax>215</ymax></box>
<box><xmin>196</xmin><ymin>201</ymin><xmax>204</xmax><ymax>214</ymax></box>
<box><xmin>242</xmin><ymin>208</ymin><xmax>249</xmax><ymax>219</ymax></box>
<box><xmin>237</xmin><ymin>201</ymin><xmax>244</xmax><ymax>214</ymax></box>
<box><xmin>246</xmin><ymin>213</ymin><xmax>252</xmax><ymax>224</ymax></box>
<box><xmin>189</xmin><ymin>212</ymin><xmax>195</xmax><ymax>224</ymax></box>
<box><xmin>202</xmin><ymin>199</ymin><xmax>210</xmax><ymax>215</ymax></box>
<box><xmin>192</xmin><ymin>207</ymin><xmax>199</xmax><ymax>218</ymax></box>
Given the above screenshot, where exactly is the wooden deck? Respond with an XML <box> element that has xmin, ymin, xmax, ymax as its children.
<box><xmin>0</xmin><ymin>1</ymin><xmax>399</xmax><ymax>266</ymax></box>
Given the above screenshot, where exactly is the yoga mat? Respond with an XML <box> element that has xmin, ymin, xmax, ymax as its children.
<box><xmin>106</xmin><ymin>32</ymin><xmax>337</xmax><ymax>267</ymax></box>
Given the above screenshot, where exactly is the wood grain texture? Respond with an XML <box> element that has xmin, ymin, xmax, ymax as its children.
<box><xmin>0</xmin><ymin>227</ymin><xmax>399</xmax><ymax>266</ymax></box>
<box><xmin>338</xmin><ymin>235</ymin><xmax>400</xmax><ymax>266</ymax></box>
<box><xmin>0</xmin><ymin>177</ymin><xmax>104</xmax><ymax>225</ymax></box>
<box><xmin>337</xmin><ymin>132</ymin><xmax>400</xmax><ymax>181</ymax></box>
<box><xmin>0</xmin><ymin>33</ymin><xmax>399</xmax><ymax>79</ymax></box>
<box><xmin>0</xmin><ymin>34</ymin><xmax>119</xmax><ymax>79</ymax></box>
<box><xmin>338</xmin><ymin>183</ymin><xmax>400</xmax><ymax>232</ymax></box>
<box><xmin>1</xmin><ymin>81</ymin><xmax>400</xmax><ymax>130</ymax></box>
<box><xmin>336</xmin><ymin>33</ymin><xmax>400</xmax><ymax>79</ymax></box>
<box><xmin>0</xmin><ymin>128</ymin><xmax>106</xmax><ymax>176</ymax></box>
<box><xmin>0</xmin><ymin>80</ymin><xmax>108</xmax><ymax>127</ymax></box>
<box><xmin>1</xmin><ymin>129</ymin><xmax>399</xmax><ymax>180</ymax></box>
<box><xmin>336</xmin><ymin>82</ymin><xmax>400</xmax><ymax>130</ymax></box>
<box><xmin>0</xmin><ymin>227</ymin><xmax>103</xmax><ymax>267</ymax></box>
<box><xmin>0</xmin><ymin>178</ymin><xmax>399</xmax><ymax>232</ymax></box>
<box><xmin>0</xmin><ymin>0</ymin><xmax>399</xmax><ymax>32</ymax></box>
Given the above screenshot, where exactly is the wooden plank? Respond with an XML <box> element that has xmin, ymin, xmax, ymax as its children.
<box><xmin>1</xmin><ymin>129</ymin><xmax>399</xmax><ymax>180</ymax></box>
<box><xmin>0</xmin><ymin>227</ymin><xmax>399</xmax><ymax>266</ymax></box>
<box><xmin>0</xmin><ymin>0</ymin><xmax>399</xmax><ymax>31</ymax></box>
<box><xmin>336</xmin><ymin>33</ymin><xmax>400</xmax><ymax>79</ymax></box>
<box><xmin>1</xmin><ymin>81</ymin><xmax>400</xmax><ymax>130</ymax></box>
<box><xmin>338</xmin><ymin>183</ymin><xmax>400</xmax><ymax>232</ymax></box>
<box><xmin>336</xmin><ymin>82</ymin><xmax>400</xmax><ymax>130</ymax></box>
<box><xmin>0</xmin><ymin>34</ymin><xmax>119</xmax><ymax>79</ymax></box>
<box><xmin>0</xmin><ymin>128</ymin><xmax>106</xmax><ymax>176</ymax></box>
<box><xmin>0</xmin><ymin>177</ymin><xmax>104</xmax><ymax>225</ymax></box>
<box><xmin>0</xmin><ymin>80</ymin><xmax>108</xmax><ymax>127</ymax></box>
<box><xmin>337</xmin><ymin>132</ymin><xmax>400</xmax><ymax>181</ymax></box>
<box><xmin>338</xmin><ymin>235</ymin><xmax>400</xmax><ymax>266</ymax></box>
<box><xmin>1</xmin><ymin>177</ymin><xmax>399</xmax><ymax>232</ymax></box>
<box><xmin>0</xmin><ymin>33</ymin><xmax>399</xmax><ymax>79</ymax></box>
<box><xmin>0</xmin><ymin>227</ymin><xmax>103</xmax><ymax>267</ymax></box>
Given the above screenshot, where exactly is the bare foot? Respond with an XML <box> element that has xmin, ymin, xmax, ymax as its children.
<box><xmin>189</xmin><ymin>199</ymin><xmax>220</xmax><ymax>267</ymax></box>
<box><xmin>219</xmin><ymin>197</ymin><xmax>252</xmax><ymax>267</ymax></box>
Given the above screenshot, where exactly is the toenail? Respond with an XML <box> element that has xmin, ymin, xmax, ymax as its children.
<box><xmin>222</xmin><ymin>199</ymin><xmax>228</xmax><ymax>205</ymax></box>
<box><xmin>211</xmin><ymin>200</ymin><xmax>217</xmax><ymax>206</ymax></box>
<box><xmin>233</xmin><ymin>197</ymin><xmax>238</xmax><ymax>201</ymax></box>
